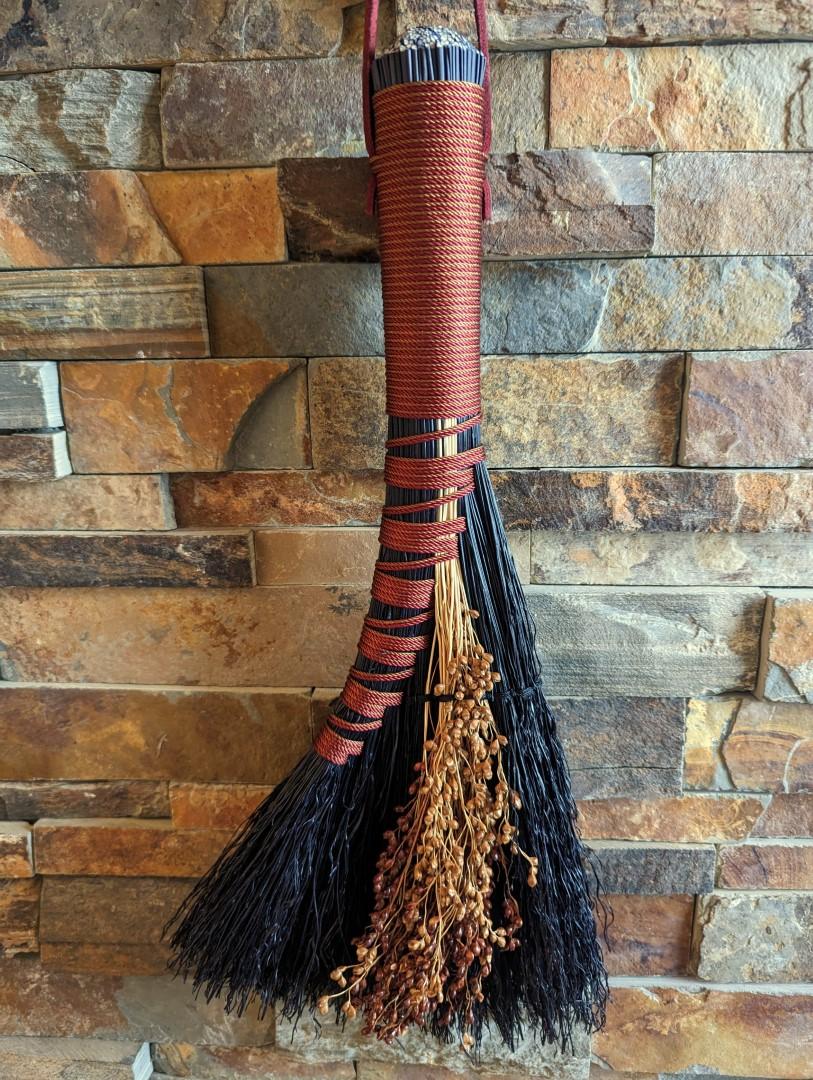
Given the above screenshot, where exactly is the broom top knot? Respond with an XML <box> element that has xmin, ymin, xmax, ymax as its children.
<box><xmin>372</xmin><ymin>25</ymin><xmax>486</xmax><ymax>90</ymax></box>
<box><xmin>392</xmin><ymin>25</ymin><xmax>475</xmax><ymax>51</ymax></box>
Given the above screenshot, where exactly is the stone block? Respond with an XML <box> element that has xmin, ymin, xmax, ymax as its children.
<box><xmin>0</xmin><ymin>171</ymin><xmax>179</xmax><ymax>269</ymax></box>
<box><xmin>578</xmin><ymin>795</ymin><xmax>767</xmax><ymax>843</ymax></box>
<box><xmin>394</xmin><ymin>0</ymin><xmax>607</xmax><ymax>48</ymax></box>
<box><xmin>0</xmin><ymin>878</ymin><xmax>39</xmax><ymax>955</ymax></box>
<box><xmin>138</xmin><ymin>169</ymin><xmax>286</xmax><ymax>265</ymax></box>
<box><xmin>717</xmin><ymin>840</ymin><xmax>813</xmax><ymax>889</ymax></box>
<box><xmin>308</xmin><ymin>354</ymin><xmax>682</xmax><ymax>469</ymax></box>
<box><xmin>602</xmin><ymin>893</ymin><xmax>694</xmax><ymax>977</ymax></box>
<box><xmin>171</xmin><ymin>470</ymin><xmax>384</xmax><ymax>528</ymax></box>
<box><xmin>0</xmin><ymin>781</ymin><xmax>169</xmax><ymax>820</ymax></box>
<box><xmin>722</xmin><ymin>698</ymin><xmax>813</xmax><ymax>793</ymax></box>
<box><xmin>0</xmin><ymin>361</ymin><xmax>61</xmax><ymax>429</ymax></box>
<box><xmin>695</xmin><ymin>892</ymin><xmax>813</xmax><ymax>982</ymax></box>
<box><xmin>0</xmin><ymin>432</ymin><xmax>70</xmax><ymax>481</ymax></box>
<box><xmin>0</xmin><ymin>1037</ymin><xmax>152</xmax><ymax>1080</ymax></box>
<box><xmin>0</xmin><ymin>824</ymin><xmax>33</xmax><ymax>877</ymax></box>
<box><xmin>0</xmin><ymin>687</ymin><xmax>311</xmax><ymax>783</ymax></box>
<box><xmin>0</xmin><ymin>533</ymin><xmax>253</xmax><ymax>587</ymax></box>
<box><xmin>654</xmin><ymin>153</ymin><xmax>813</xmax><ymax>255</ymax></box>
<box><xmin>761</xmin><ymin>592</ymin><xmax>813</xmax><ymax>703</ymax></box>
<box><xmin>62</xmin><ymin>359</ymin><xmax>308</xmax><ymax>472</ymax></box>
<box><xmin>0</xmin><ymin>69</ymin><xmax>161</xmax><ymax>171</ymax></box>
<box><xmin>550</xmin><ymin>44</ymin><xmax>813</xmax><ymax>151</ymax></box>
<box><xmin>605</xmin><ymin>0</ymin><xmax>813</xmax><ymax>43</ymax></box>
<box><xmin>277</xmin><ymin>158</ymin><xmax>377</xmax><ymax>260</ymax></box>
<box><xmin>588</xmin><ymin>841</ymin><xmax>716</xmax><ymax>894</ymax></box>
<box><xmin>41</xmin><ymin>943</ymin><xmax>169</xmax><ymax>978</ymax></box>
<box><xmin>153</xmin><ymin>1041</ymin><xmax>354</xmax><ymax>1078</ymax></box>
<box><xmin>0</xmin><ymin>475</ymin><xmax>172</xmax><ymax>531</ymax></box>
<box><xmin>681</xmin><ymin>351</ymin><xmax>813</xmax><ymax>467</ymax></box>
<box><xmin>683</xmin><ymin>697</ymin><xmax>742</xmax><ymax>791</ymax></box>
<box><xmin>169</xmin><ymin>784</ymin><xmax>272</xmax><ymax>828</ymax></box>
<box><xmin>752</xmin><ymin>794</ymin><xmax>813</xmax><ymax>838</ymax></box>
<box><xmin>0</xmin><ymin>268</ymin><xmax>209</xmax><ymax>360</ymax></box>
<box><xmin>40</xmin><ymin>877</ymin><xmax>190</xmax><ymax>946</ymax></box>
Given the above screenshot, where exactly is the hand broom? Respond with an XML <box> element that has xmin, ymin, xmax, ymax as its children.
<box><xmin>167</xmin><ymin>0</ymin><xmax>607</xmax><ymax>1052</ymax></box>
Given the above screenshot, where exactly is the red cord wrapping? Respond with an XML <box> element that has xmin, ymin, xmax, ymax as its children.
<box><xmin>315</xmin><ymin>81</ymin><xmax>488</xmax><ymax>766</ymax></box>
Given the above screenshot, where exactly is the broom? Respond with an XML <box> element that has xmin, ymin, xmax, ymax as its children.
<box><xmin>168</xmin><ymin>0</ymin><xmax>607</xmax><ymax>1050</ymax></box>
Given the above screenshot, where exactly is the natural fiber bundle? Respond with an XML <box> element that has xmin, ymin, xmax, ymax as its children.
<box><xmin>168</xmin><ymin>0</ymin><xmax>606</xmax><ymax>1052</ymax></box>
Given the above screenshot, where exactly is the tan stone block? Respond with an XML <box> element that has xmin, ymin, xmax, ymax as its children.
<box><xmin>0</xmin><ymin>687</ymin><xmax>310</xmax><ymax>784</ymax></box>
<box><xmin>550</xmin><ymin>44</ymin><xmax>813</xmax><ymax>151</ymax></box>
<box><xmin>0</xmin><ymin>824</ymin><xmax>33</xmax><ymax>877</ymax></box>
<box><xmin>394</xmin><ymin>0</ymin><xmax>607</xmax><ymax>48</ymax></box>
<box><xmin>0</xmin><ymin>588</ymin><xmax>362</xmax><ymax>685</ymax></box>
<box><xmin>0</xmin><ymin>475</ymin><xmax>172</xmax><ymax>531</ymax></box>
<box><xmin>0</xmin><ymin>69</ymin><xmax>161</xmax><ymax>171</ymax></box>
<box><xmin>595</xmin><ymin>984</ymin><xmax>813</xmax><ymax>1077</ymax></box>
<box><xmin>722</xmin><ymin>698</ymin><xmax>813</xmax><ymax>792</ymax></box>
<box><xmin>578</xmin><ymin>795</ymin><xmax>766</xmax><ymax>843</ymax></box>
<box><xmin>0</xmin><ymin>171</ymin><xmax>179</xmax><ymax>269</ymax></box>
<box><xmin>0</xmin><ymin>878</ymin><xmax>40</xmax><ymax>955</ymax></box>
<box><xmin>41</xmin><ymin>943</ymin><xmax>169</xmax><ymax>977</ymax></box>
<box><xmin>695</xmin><ymin>892</ymin><xmax>813</xmax><ymax>982</ymax></box>
<box><xmin>34</xmin><ymin>819</ymin><xmax>231</xmax><ymax>877</ymax></box>
<box><xmin>605</xmin><ymin>0</ymin><xmax>813</xmax><ymax>43</ymax></box>
<box><xmin>682</xmin><ymin>351</ymin><xmax>813</xmax><ymax>467</ymax></box>
<box><xmin>0</xmin><ymin>268</ymin><xmax>209</xmax><ymax>360</ymax></box>
<box><xmin>171</xmin><ymin>470</ymin><xmax>384</xmax><ymax>528</ymax></box>
<box><xmin>752</xmin><ymin>794</ymin><xmax>813</xmax><ymax>838</ymax></box>
<box><xmin>717</xmin><ymin>839</ymin><xmax>813</xmax><ymax>889</ymax></box>
<box><xmin>0</xmin><ymin>432</ymin><xmax>70</xmax><ymax>481</ymax></box>
<box><xmin>489</xmin><ymin>52</ymin><xmax>549</xmax><ymax>154</ymax></box>
<box><xmin>683</xmin><ymin>697</ymin><xmax>741</xmax><ymax>791</ymax></box>
<box><xmin>40</xmin><ymin>877</ymin><xmax>189</xmax><ymax>946</ymax></box>
<box><xmin>655</xmin><ymin>153</ymin><xmax>813</xmax><ymax>255</ymax></box>
<box><xmin>169</xmin><ymin>784</ymin><xmax>272</xmax><ymax>828</ymax></box>
<box><xmin>139</xmin><ymin>169</ymin><xmax>286</xmax><ymax>265</ymax></box>
<box><xmin>0</xmin><ymin>957</ymin><xmax>275</xmax><ymax>1042</ymax></box>
<box><xmin>0</xmin><ymin>1037</ymin><xmax>152</xmax><ymax>1080</ymax></box>
<box><xmin>601</xmin><ymin>894</ymin><xmax>693</xmax><ymax>977</ymax></box>
<box><xmin>153</xmin><ymin>1041</ymin><xmax>354</xmax><ymax>1079</ymax></box>
<box><xmin>309</xmin><ymin>354</ymin><xmax>683</xmax><ymax>469</ymax></box>
<box><xmin>62</xmin><ymin>359</ymin><xmax>308</xmax><ymax>472</ymax></box>
<box><xmin>0</xmin><ymin>780</ymin><xmax>169</xmax><ymax>820</ymax></box>
<box><xmin>254</xmin><ymin>528</ymin><xmax>379</xmax><ymax>585</ymax></box>
<box><xmin>762</xmin><ymin>592</ymin><xmax>813</xmax><ymax>703</ymax></box>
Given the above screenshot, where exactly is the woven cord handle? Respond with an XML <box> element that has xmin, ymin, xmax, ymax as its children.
<box><xmin>362</xmin><ymin>0</ymin><xmax>493</xmax><ymax>216</ymax></box>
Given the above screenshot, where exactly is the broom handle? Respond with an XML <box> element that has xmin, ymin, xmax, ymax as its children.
<box><xmin>362</xmin><ymin>0</ymin><xmax>492</xmax><ymax>159</ymax></box>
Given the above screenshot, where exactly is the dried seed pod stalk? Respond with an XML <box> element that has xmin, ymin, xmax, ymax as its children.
<box><xmin>320</xmin><ymin>555</ymin><xmax>537</xmax><ymax>1046</ymax></box>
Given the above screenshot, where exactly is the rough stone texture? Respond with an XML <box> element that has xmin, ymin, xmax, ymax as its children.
<box><xmin>695</xmin><ymin>892</ymin><xmax>813</xmax><ymax>982</ymax></box>
<box><xmin>275</xmin><ymin>1013</ymin><xmax>590</xmax><ymax>1077</ymax></box>
<box><xmin>0</xmin><ymin>587</ymin><xmax>364</xmax><ymax>686</ymax></box>
<box><xmin>578</xmin><ymin>795</ymin><xmax>767</xmax><ymax>843</ymax></box>
<box><xmin>532</xmin><ymin>530</ymin><xmax>813</xmax><ymax>587</ymax></box>
<box><xmin>0</xmin><ymin>533</ymin><xmax>253</xmax><ymax>587</ymax></box>
<box><xmin>0</xmin><ymin>958</ymin><xmax>275</xmax><ymax>1042</ymax></box>
<box><xmin>277</xmin><ymin>158</ymin><xmax>377</xmax><ymax>260</ymax></box>
<box><xmin>526</xmin><ymin>586</ymin><xmax>763</xmax><ymax>697</ymax></box>
<box><xmin>549</xmin><ymin>44</ymin><xmax>813</xmax><ymax>151</ymax></box>
<box><xmin>722</xmin><ymin>698</ymin><xmax>813</xmax><ymax>793</ymax></box>
<box><xmin>717</xmin><ymin>840</ymin><xmax>813</xmax><ymax>889</ymax></box>
<box><xmin>205</xmin><ymin>258</ymin><xmax>813</xmax><ymax>356</ymax></box>
<box><xmin>33</xmin><ymin>819</ymin><xmax>230</xmax><ymax>877</ymax></box>
<box><xmin>654</xmin><ymin>153</ymin><xmax>813</xmax><ymax>256</ymax></box>
<box><xmin>753</xmin><ymin>794</ymin><xmax>813</xmax><ymax>838</ymax></box>
<box><xmin>0</xmin><ymin>878</ymin><xmax>39</xmax><ymax>956</ymax></box>
<box><xmin>602</xmin><ymin>894</ymin><xmax>694</xmax><ymax>977</ymax></box>
<box><xmin>493</xmin><ymin>468</ymin><xmax>813</xmax><ymax>533</ymax></box>
<box><xmin>0</xmin><ymin>687</ymin><xmax>311</xmax><ymax>783</ymax></box>
<box><xmin>762</xmin><ymin>592</ymin><xmax>813</xmax><ymax>703</ymax></box>
<box><xmin>0</xmin><ymin>475</ymin><xmax>172</xmax><ymax>531</ymax></box>
<box><xmin>0</xmin><ymin>171</ymin><xmax>179</xmax><ymax>269</ymax></box>
<box><xmin>0</xmin><ymin>0</ymin><xmax>349</xmax><ymax>71</ymax></box>
<box><xmin>595</xmin><ymin>985</ymin><xmax>813</xmax><ymax>1077</ymax></box>
<box><xmin>62</xmin><ymin>359</ymin><xmax>308</xmax><ymax>473</ymax></box>
<box><xmin>138</xmin><ymin>169</ymin><xmax>286</xmax><ymax>265</ymax></box>
<box><xmin>40</xmin><ymin>943</ymin><xmax>169</xmax><ymax>978</ymax></box>
<box><xmin>0</xmin><ymin>69</ymin><xmax>161</xmax><ymax>171</ymax></box>
<box><xmin>604</xmin><ymin>0</ymin><xmax>813</xmax><ymax>43</ymax></box>
<box><xmin>0</xmin><ymin>824</ymin><xmax>33</xmax><ymax>877</ymax></box>
<box><xmin>171</xmin><ymin>469</ymin><xmax>384</xmax><ymax>527</ymax></box>
<box><xmin>554</xmin><ymin>697</ymin><xmax>685</xmax><ymax>799</ymax></box>
<box><xmin>485</xmin><ymin>151</ymin><xmax>653</xmax><ymax>257</ymax></box>
<box><xmin>255</xmin><ymin>527</ymin><xmax>378</xmax><ymax>585</ymax></box>
<box><xmin>309</xmin><ymin>354</ymin><xmax>682</xmax><ymax>468</ymax></box>
<box><xmin>0</xmin><ymin>361</ymin><xmax>61</xmax><ymax>429</ymax></box>
<box><xmin>0</xmin><ymin>781</ymin><xmax>169</xmax><ymax>820</ymax></box>
<box><xmin>355</xmin><ymin>1067</ymin><xmax>576</xmax><ymax>1080</ymax></box>
<box><xmin>486</xmin><ymin>52</ymin><xmax>550</xmax><ymax>154</ymax></box>
<box><xmin>0</xmin><ymin>268</ymin><xmax>209</xmax><ymax>360</ymax></box>
<box><xmin>683</xmin><ymin>697</ymin><xmax>742</xmax><ymax>791</ymax></box>
<box><xmin>0</xmin><ymin>432</ymin><xmax>70</xmax><ymax>481</ymax></box>
<box><xmin>153</xmin><ymin>1042</ymin><xmax>354</xmax><ymax>1078</ymax></box>
<box><xmin>682</xmin><ymin>351</ymin><xmax>813</xmax><ymax>468</ymax></box>
<box><xmin>588</xmin><ymin>841</ymin><xmax>716</xmax><ymax>894</ymax></box>
<box><xmin>394</xmin><ymin>0</ymin><xmax>607</xmax><ymax>48</ymax></box>
<box><xmin>0</xmin><ymin>1038</ymin><xmax>151</xmax><ymax>1080</ymax></box>
<box><xmin>161</xmin><ymin>58</ymin><xmax>364</xmax><ymax>168</ymax></box>
<box><xmin>169</xmin><ymin>783</ymin><xmax>272</xmax><ymax>828</ymax></box>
